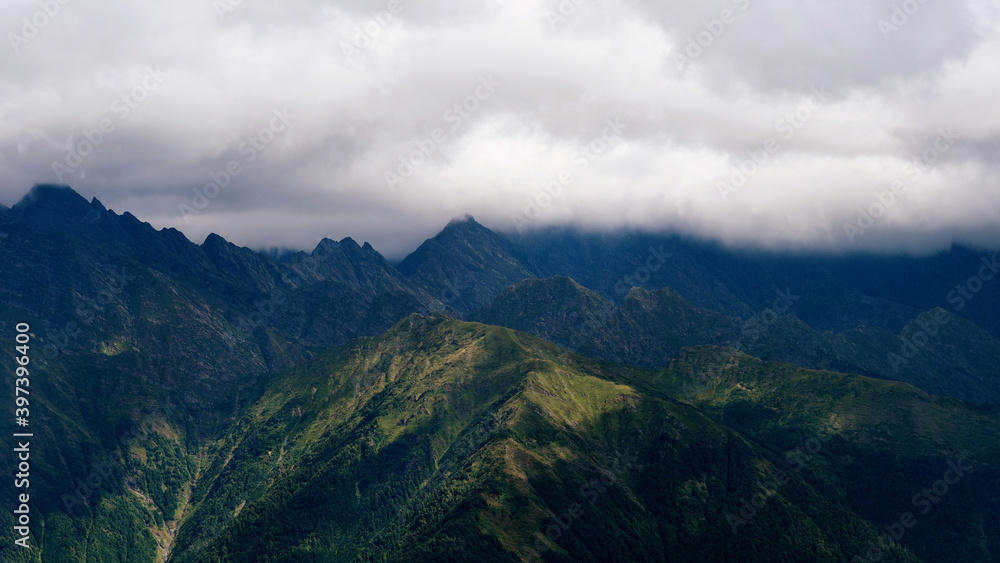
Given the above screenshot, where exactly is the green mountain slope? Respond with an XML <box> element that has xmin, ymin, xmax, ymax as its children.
<box><xmin>473</xmin><ymin>277</ymin><xmax>742</xmax><ymax>367</ymax></box>
<box><xmin>0</xmin><ymin>186</ymin><xmax>437</xmax><ymax>561</ymax></box>
<box><xmin>475</xmin><ymin>276</ymin><xmax>1000</xmax><ymax>403</ymax></box>
<box><xmin>163</xmin><ymin>315</ymin><xmax>998</xmax><ymax>562</ymax></box>
<box><xmin>1</xmin><ymin>186</ymin><xmax>998</xmax><ymax>562</ymax></box>
<box><xmin>644</xmin><ymin>346</ymin><xmax>1000</xmax><ymax>562</ymax></box>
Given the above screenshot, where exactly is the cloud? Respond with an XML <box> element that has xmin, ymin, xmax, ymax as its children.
<box><xmin>635</xmin><ymin>0</ymin><xmax>983</xmax><ymax>92</ymax></box>
<box><xmin>1</xmin><ymin>0</ymin><xmax>999</xmax><ymax>258</ymax></box>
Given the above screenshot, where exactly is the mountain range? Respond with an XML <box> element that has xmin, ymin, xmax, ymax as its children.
<box><xmin>1</xmin><ymin>184</ymin><xmax>998</xmax><ymax>562</ymax></box>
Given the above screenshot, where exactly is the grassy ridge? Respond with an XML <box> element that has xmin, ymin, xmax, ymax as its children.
<box><xmin>169</xmin><ymin>315</ymin><xmax>967</xmax><ymax>561</ymax></box>
<box><xmin>5</xmin><ymin>314</ymin><xmax>995</xmax><ymax>561</ymax></box>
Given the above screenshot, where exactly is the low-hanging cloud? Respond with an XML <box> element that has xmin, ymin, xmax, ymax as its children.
<box><xmin>2</xmin><ymin>0</ymin><xmax>999</xmax><ymax>259</ymax></box>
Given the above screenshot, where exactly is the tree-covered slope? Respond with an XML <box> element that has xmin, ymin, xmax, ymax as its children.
<box><xmin>475</xmin><ymin>276</ymin><xmax>1000</xmax><ymax>403</ymax></box>
<box><xmin>167</xmin><ymin>315</ymin><xmax>998</xmax><ymax>562</ymax></box>
<box><xmin>1</xmin><ymin>185</ymin><xmax>998</xmax><ymax>562</ymax></box>
<box><xmin>645</xmin><ymin>346</ymin><xmax>1000</xmax><ymax>562</ymax></box>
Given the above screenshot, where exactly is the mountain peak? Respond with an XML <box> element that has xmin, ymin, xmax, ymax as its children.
<box><xmin>431</xmin><ymin>215</ymin><xmax>497</xmax><ymax>246</ymax></box>
<box><xmin>202</xmin><ymin>232</ymin><xmax>231</xmax><ymax>249</ymax></box>
<box><xmin>447</xmin><ymin>213</ymin><xmax>478</xmax><ymax>226</ymax></box>
<box><xmin>397</xmin><ymin>215</ymin><xmax>535</xmax><ymax>312</ymax></box>
<box><xmin>13</xmin><ymin>184</ymin><xmax>90</xmax><ymax>213</ymax></box>
<box><xmin>441</xmin><ymin>214</ymin><xmax>485</xmax><ymax>233</ymax></box>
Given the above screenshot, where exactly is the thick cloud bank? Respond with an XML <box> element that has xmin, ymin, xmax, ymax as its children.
<box><xmin>2</xmin><ymin>0</ymin><xmax>999</xmax><ymax>257</ymax></box>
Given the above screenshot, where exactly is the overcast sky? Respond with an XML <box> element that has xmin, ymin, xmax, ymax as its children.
<box><xmin>2</xmin><ymin>0</ymin><xmax>999</xmax><ymax>258</ymax></box>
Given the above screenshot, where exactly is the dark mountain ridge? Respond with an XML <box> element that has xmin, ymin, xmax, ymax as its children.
<box><xmin>5</xmin><ymin>184</ymin><xmax>1000</xmax><ymax>405</ymax></box>
<box><xmin>2</xmin><ymin>184</ymin><xmax>999</xmax><ymax>561</ymax></box>
<box><xmin>9</xmin><ymin>184</ymin><xmax>999</xmax><ymax>338</ymax></box>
